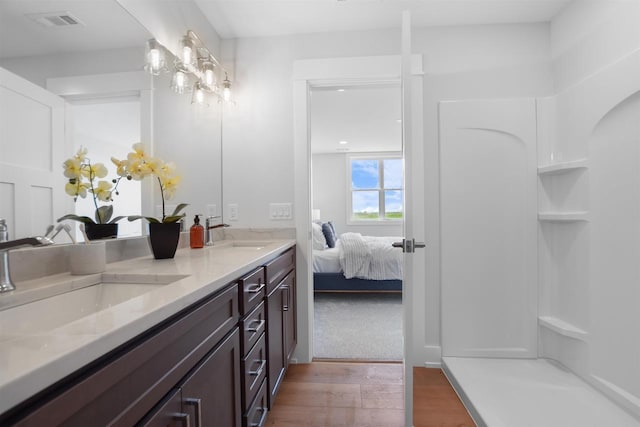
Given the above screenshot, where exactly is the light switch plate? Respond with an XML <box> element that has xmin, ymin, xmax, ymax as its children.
<box><xmin>228</xmin><ymin>204</ymin><xmax>239</xmax><ymax>221</ymax></box>
<box><xmin>269</xmin><ymin>203</ymin><xmax>293</xmax><ymax>220</ymax></box>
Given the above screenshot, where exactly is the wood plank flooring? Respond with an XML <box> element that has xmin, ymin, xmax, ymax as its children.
<box><xmin>265</xmin><ymin>362</ymin><xmax>475</xmax><ymax>427</ymax></box>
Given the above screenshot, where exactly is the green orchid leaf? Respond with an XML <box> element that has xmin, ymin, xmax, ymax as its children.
<box><xmin>57</xmin><ymin>214</ymin><xmax>96</xmax><ymax>224</ymax></box>
<box><xmin>127</xmin><ymin>215</ymin><xmax>161</xmax><ymax>224</ymax></box>
<box><xmin>170</xmin><ymin>203</ymin><xmax>189</xmax><ymax>217</ymax></box>
<box><xmin>108</xmin><ymin>216</ymin><xmax>126</xmax><ymax>224</ymax></box>
<box><xmin>95</xmin><ymin>205</ymin><xmax>113</xmax><ymax>224</ymax></box>
<box><xmin>163</xmin><ymin>214</ymin><xmax>186</xmax><ymax>223</ymax></box>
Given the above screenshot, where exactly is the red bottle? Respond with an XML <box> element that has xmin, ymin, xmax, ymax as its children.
<box><xmin>190</xmin><ymin>215</ymin><xmax>204</xmax><ymax>249</ymax></box>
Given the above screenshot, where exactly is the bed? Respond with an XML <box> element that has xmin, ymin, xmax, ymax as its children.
<box><xmin>312</xmin><ymin>231</ymin><xmax>403</xmax><ymax>292</ymax></box>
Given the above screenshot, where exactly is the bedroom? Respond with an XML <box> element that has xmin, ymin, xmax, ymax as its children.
<box><xmin>310</xmin><ymin>83</ymin><xmax>404</xmax><ymax>360</ymax></box>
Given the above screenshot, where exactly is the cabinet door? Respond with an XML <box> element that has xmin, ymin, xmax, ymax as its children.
<box><xmin>138</xmin><ymin>389</ymin><xmax>187</xmax><ymax>427</ymax></box>
<box><xmin>282</xmin><ymin>273</ymin><xmax>297</xmax><ymax>365</ymax></box>
<box><xmin>181</xmin><ymin>329</ymin><xmax>242</xmax><ymax>427</ymax></box>
<box><xmin>266</xmin><ymin>286</ymin><xmax>285</xmax><ymax>408</ymax></box>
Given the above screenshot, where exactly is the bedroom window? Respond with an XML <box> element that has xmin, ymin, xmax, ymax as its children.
<box><xmin>349</xmin><ymin>156</ymin><xmax>403</xmax><ymax>221</ymax></box>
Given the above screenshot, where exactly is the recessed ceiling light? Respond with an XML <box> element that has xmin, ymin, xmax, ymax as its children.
<box><xmin>337</xmin><ymin>88</ymin><xmax>345</xmax><ymax>92</ymax></box>
<box><xmin>339</xmin><ymin>140</ymin><xmax>349</xmax><ymax>145</ymax></box>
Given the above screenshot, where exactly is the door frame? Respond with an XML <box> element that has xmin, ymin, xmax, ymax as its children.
<box><xmin>292</xmin><ymin>55</ymin><xmax>424</xmax><ymax>365</ymax></box>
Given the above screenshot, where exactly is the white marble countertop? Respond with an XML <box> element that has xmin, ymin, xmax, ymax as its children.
<box><xmin>0</xmin><ymin>239</ymin><xmax>295</xmax><ymax>415</ymax></box>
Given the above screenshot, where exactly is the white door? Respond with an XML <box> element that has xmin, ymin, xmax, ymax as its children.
<box><xmin>0</xmin><ymin>67</ymin><xmax>66</xmax><ymax>240</ymax></box>
<box><xmin>439</xmin><ymin>98</ymin><xmax>538</xmax><ymax>358</ymax></box>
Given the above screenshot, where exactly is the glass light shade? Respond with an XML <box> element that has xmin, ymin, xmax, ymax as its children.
<box><xmin>180</xmin><ymin>36</ymin><xmax>196</xmax><ymax>67</ymax></box>
<box><xmin>144</xmin><ymin>39</ymin><xmax>166</xmax><ymax>75</ymax></box>
<box><xmin>171</xmin><ymin>69</ymin><xmax>189</xmax><ymax>94</ymax></box>
<box><xmin>202</xmin><ymin>61</ymin><xmax>216</xmax><ymax>87</ymax></box>
<box><xmin>191</xmin><ymin>82</ymin><xmax>206</xmax><ymax>105</ymax></box>
<box><xmin>222</xmin><ymin>77</ymin><xmax>231</xmax><ymax>102</ymax></box>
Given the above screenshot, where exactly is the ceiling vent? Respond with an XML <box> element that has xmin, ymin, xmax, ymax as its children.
<box><xmin>27</xmin><ymin>12</ymin><xmax>85</xmax><ymax>28</ymax></box>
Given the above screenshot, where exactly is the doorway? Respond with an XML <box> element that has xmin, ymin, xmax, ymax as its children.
<box><xmin>308</xmin><ymin>82</ymin><xmax>404</xmax><ymax>361</ymax></box>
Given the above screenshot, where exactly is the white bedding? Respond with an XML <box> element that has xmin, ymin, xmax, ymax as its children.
<box><xmin>313</xmin><ymin>245</ymin><xmax>342</xmax><ymax>273</ymax></box>
<box><xmin>312</xmin><ymin>234</ymin><xmax>403</xmax><ymax>280</ymax></box>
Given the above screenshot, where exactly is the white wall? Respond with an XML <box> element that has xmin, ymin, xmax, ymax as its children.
<box><xmin>221</xmin><ymin>23</ymin><xmax>553</xmax><ymax>364</ymax></box>
<box><xmin>312</xmin><ymin>153</ymin><xmax>403</xmax><ymax>237</ymax></box>
<box><xmin>540</xmin><ymin>0</ymin><xmax>640</xmax><ymax>418</ymax></box>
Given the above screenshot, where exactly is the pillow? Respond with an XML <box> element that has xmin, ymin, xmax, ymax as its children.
<box><xmin>311</xmin><ymin>222</ymin><xmax>327</xmax><ymax>250</ymax></box>
<box><xmin>322</xmin><ymin>222</ymin><xmax>337</xmax><ymax>248</ymax></box>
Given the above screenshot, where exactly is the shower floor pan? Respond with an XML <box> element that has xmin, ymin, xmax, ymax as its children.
<box><xmin>442</xmin><ymin>357</ymin><xmax>640</xmax><ymax>427</ymax></box>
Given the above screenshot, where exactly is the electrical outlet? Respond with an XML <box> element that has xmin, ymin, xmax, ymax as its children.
<box><xmin>269</xmin><ymin>203</ymin><xmax>293</xmax><ymax>220</ymax></box>
<box><xmin>228</xmin><ymin>204</ymin><xmax>239</xmax><ymax>221</ymax></box>
<box><xmin>206</xmin><ymin>204</ymin><xmax>217</xmax><ymax>217</ymax></box>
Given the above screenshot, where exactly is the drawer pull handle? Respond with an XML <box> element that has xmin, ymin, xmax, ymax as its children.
<box><xmin>247</xmin><ymin>319</ymin><xmax>265</xmax><ymax>333</ymax></box>
<box><xmin>250</xmin><ymin>407</ymin><xmax>268</xmax><ymax>427</ymax></box>
<box><xmin>172</xmin><ymin>412</ymin><xmax>191</xmax><ymax>427</ymax></box>
<box><xmin>283</xmin><ymin>285</ymin><xmax>289</xmax><ymax>311</ymax></box>
<box><xmin>249</xmin><ymin>359</ymin><xmax>267</xmax><ymax>377</ymax></box>
<box><xmin>247</xmin><ymin>283</ymin><xmax>266</xmax><ymax>293</ymax></box>
<box><xmin>184</xmin><ymin>398</ymin><xmax>202</xmax><ymax>427</ymax></box>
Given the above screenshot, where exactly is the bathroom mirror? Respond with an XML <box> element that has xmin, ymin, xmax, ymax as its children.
<box><xmin>0</xmin><ymin>0</ymin><xmax>223</xmax><ymax>241</ymax></box>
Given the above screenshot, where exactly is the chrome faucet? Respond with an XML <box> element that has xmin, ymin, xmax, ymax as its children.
<box><xmin>0</xmin><ymin>219</ymin><xmax>55</xmax><ymax>293</ymax></box>
<box><xmin>205</xmin><ymin>216</ymin><xmax>230</xmax><ymax>246</ymax></box>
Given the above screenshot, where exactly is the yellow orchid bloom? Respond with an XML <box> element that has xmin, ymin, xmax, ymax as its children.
<box><xmin>63</xmin><ymin>158</ymin><xmax>83</xmax><ymax>179</ymax></box>
<box><xmin>73</xmin><ymin>147</ymin><xmax>88</xmax><ymax>161</ymax></box>
<box><xmin>65</xmin><ymin>181</ymin><xmax>88</xmax><ymax>198</ymax></box>
<box><xmin>127</xmin><ymin>142</ymin><xmax>149</xmax><ymax>164</ymax></box>
<box><xmin>111</xmin><ymin>157</ymin><xmax>129</xmax><ymax>177</ymax></box>
<box><xmin>91</xmin><ymin>180</ymin><xmax>113</xmax><ymax>202</ymax></box>
<box><xmin>161</xmin><ymin>175</ymin><xmax>181</xmax><ymax>200</ymax></box>
<box><xmin>81</xmin><ymin>162</ymin><xmax>108</xmax><ymax>180</ymax></box>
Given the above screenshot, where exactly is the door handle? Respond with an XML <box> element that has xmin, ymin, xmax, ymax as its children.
<box><xmin>172</xmin><ymin>412</ymin><xmax>191</xmax><ymax>427</ymax></box>
<box><xmin>184</xmin><ymin>398</ymin><xmax>202</xmax><ymax>427</ymax></box>
<box><xmin>392</xmin><ymin>238</ymin><xmax>426</xmax><ymax>253</ymax></box>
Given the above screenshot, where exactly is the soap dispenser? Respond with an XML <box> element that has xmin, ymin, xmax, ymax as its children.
<box><xmin>190</xmin><ymin>215</ymin><xmax>204</xmax><ymax>249</ymax></box>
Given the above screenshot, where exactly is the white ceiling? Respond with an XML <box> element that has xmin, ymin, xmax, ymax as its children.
<box><xmin>0</xmin><ymin>0</ymin><xmax>149</xmax><ymax>59</ymax></box>
<box><xmin>195</xmin><ymin>0</ymin><xmax>571</xmax><ymax>39</ymax></box>
<box><xmin>310</xmin><ymin>84</ymin><xmax>402</xmax><ymax>154</ymax></box>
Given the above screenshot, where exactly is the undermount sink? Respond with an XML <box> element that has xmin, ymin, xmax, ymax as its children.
<box><xmin>0</xmin><ymin>273</ymin><xmax>187</xmax><ymax>341</ymax></box>
<box><xmin>224</xmin><ymin>240</ymin><xmax>275</xmax><ymax>250</ymax></box>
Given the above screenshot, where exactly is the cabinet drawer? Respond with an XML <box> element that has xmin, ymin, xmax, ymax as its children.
<box><xmin>239</xmin><ymin>268</ymin><xmax>266</xmax><ymax>315</ymax></box>
<box><xmin>241</xmin><ymin>334</ymin><xmax>267</xmax><ymax>412</ymax></box>
<box><xmin>265</xmin><ymin>248</ymin><xmax>294</xmax><ymax>293</ymax></box>
<box><xmin>243</xmin><ymin>380</ymin><xmax>268</xmax><ymax>427</ymax></box>
<box><xmin>240</xmin><ymin>301</ymin><xmax>266</xmax><ymax>356</ymax></box>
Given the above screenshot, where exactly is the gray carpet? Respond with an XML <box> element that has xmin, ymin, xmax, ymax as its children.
<box><xmin>313</xmin><ymin>292</ymin><xmax>403</xmax><ymax>361</ymax></box>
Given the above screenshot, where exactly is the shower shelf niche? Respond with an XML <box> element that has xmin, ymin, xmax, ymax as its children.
<box><xmin>538</xmin><ymin>212</ymin><xmax>589</xmax><ymax>222</ymax></box>
<box><xmin>539</xmin><ymin>316</ymin><xmax>588</xmax><ymax>340</ymax></box>
<box><xmin>538</xmin><ymin>158</ymin><xmax>588</xmax><ymax>176</ymax></box>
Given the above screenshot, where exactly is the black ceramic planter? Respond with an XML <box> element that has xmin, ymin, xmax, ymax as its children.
<box><xmin>85</xmin><ymin>223</ymin><xmax>118</xmax><ymax>240</ymax></box>
<box><xmin>148</xmin><ymin>222</ymin><xmax>181</xmax><ymax>259</ymax></box>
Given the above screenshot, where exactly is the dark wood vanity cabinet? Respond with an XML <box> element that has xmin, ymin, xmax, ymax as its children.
<box><xmin>265</xmin><ymin>248</ymin><xmax>297</xmax><ymax>408</ymax></box>
<box><xmin>140</xmin><ymin>329</ymin><xmax>242</xmax><ymax>427</ymax></box>
<box><xmin>0</xmin><ymin>246</ymin><xmax>295</xmax><ymax>427</ymax></box>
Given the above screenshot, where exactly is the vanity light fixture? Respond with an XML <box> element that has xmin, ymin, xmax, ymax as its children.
<box><xmin>192</xmin><ymin>81</ymin><xmax>207</xmax><ymax>105</ymax></box>
<box><xmin>144</xmin><ymin>39</ymin><xmax>168</xmax><ymax>76</ymax></box>
<box><xmin>171</xmin><ymin>68</ymin><xmax>189</xmax><ymax>94</ymax></box>
<box><xmin>144</xmin><ymin>30</ymin><xmax>233</xmax><ymax>105</ymax></box>
<box><xmin>339</xmin><ymin>140</ymin><xmax>349</xmax><ymax>145</ymax></box>
<box><xmin>222</xmin><ymin>73</ymin><xmax>232</xmax><ymax>102</ymax></box>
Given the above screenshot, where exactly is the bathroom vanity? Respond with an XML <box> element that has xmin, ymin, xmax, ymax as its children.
<box><xmin>0</xmin><ymin>240</ymin><xmax>296</xmax><ymax>427</ymax></box>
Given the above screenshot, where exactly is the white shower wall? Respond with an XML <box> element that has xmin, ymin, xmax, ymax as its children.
<box><xmin>537</xmin><ymin>0</ymin><xmax>640</xmax><ymax>418</ymax></box>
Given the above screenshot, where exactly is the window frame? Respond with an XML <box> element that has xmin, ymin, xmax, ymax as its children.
<box><xmin>346</xmin><ymin>153</ymin><xmax>403</xmax><ymax>224</ymax></box>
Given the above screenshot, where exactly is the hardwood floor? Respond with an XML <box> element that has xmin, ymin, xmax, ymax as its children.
<box><xmin>265</xmin><ymin>362</ymin><xmax>475</xmax><ymax>427</ymax></box>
